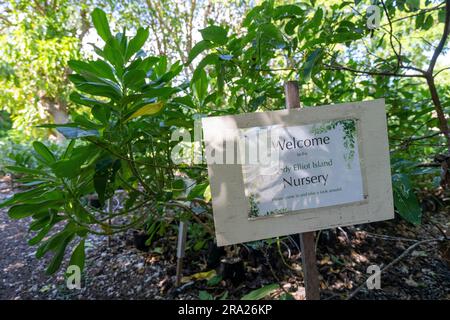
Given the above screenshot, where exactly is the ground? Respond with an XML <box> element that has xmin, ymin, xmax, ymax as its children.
<box><xmin>1</xmin><ymin>177</ymin><xmax>449</xmax><ymax>300</ymax></box>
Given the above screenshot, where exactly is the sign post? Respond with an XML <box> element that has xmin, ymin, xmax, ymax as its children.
<box><xmin>284</xmin><ymin>81</ymin><xmax>320</xmax><ymax>300</ymax></box>
<box><xmin>202</xmin><ymin>96</ymin><xmax>394</xmax><ymax>299</ymax></box>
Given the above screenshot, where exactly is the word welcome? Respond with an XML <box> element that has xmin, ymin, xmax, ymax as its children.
<box><xmin>273</xmin><ymin>135</ymin><xmax>330</xmax><ymax>151</ymax></box>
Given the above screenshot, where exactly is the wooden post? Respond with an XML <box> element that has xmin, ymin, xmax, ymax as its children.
<box><xmin>175</xmin><ymin>221</ymin><xmax>188</xmax><ymax>286</ymax></box>
<box><xmin>284</xmin><ymin>80</ymin><xmax>320</xmax><ymax>300</ymax></box>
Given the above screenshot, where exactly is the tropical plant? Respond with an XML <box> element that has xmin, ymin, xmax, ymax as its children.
<box><xmin>0</xmin><ymin>8</ymin><xmax>212</xmax><ymax>275</ymax></box>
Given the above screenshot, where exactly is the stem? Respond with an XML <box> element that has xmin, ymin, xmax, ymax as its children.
<box><xmin>425</xmin><ymin>76</ymin><xmax>450</xmax><ymax>150</ymax></box>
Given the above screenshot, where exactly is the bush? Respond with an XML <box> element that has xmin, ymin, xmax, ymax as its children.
<box><xmin>0</xmin><ymin>8</ymin><xmax>212</xmax><ymax>275</ymax></box>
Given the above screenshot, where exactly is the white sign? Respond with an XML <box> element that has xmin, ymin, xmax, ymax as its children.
<box><xmin>202</xmin><ymin>99</ymin><xmax>394</xmax><ymax>246</ymax></box>
<box><xmin>240</xmin><ymin>119</ymin><xmax>365</xmax><ymax>218</ymax></box>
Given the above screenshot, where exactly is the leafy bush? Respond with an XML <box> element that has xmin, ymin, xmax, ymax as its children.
<box><xmin>0</xmin><ymin>8</ymin><xmax>212</xmax><ymax>275</ymax></box>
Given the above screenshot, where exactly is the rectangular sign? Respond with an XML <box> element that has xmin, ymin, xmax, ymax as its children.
<box><xmin>202</xmin><ymin>99</ymin><xmax>394</xmax><ymax>246</ymax></box>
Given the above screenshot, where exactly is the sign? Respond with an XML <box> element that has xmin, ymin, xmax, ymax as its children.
<box><xmin>202</xmin><ymin>99</ymin><xmax>394</xmax><ymax>246</ymax></box>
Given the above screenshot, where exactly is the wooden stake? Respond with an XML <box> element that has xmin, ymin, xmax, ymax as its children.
<box><xmin>284</xmin><ymin>80</ymin><xmax>320</xmax><ymax>300</ymax></box>
<box><xmin>175</xmin><ymin>221</ymin><xmax>188</xmax><ymax>286</ymax></box>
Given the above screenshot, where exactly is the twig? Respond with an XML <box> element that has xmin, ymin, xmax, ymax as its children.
<box><xmin>262</xmin><ymin>247</ymin><xmax>294</xmax><ymax>298</ymax></box>
<box><xmin>427</xmin><ymin>0</ymin><xmax>450</xmax><ymax>76</ymax></box>
<box><xmin>434</xmin><ymin>66</ymin><xmax>450</xmax><ymax>77</ymax></box>
<box><xmin>365</xmin><ymin>232</ymin><xmax>418</xmax><ymax>243</ymax></box>
<box><xmin>380</xmin><ymin>2</ymin><xmax>445</xmax><ymax>27</ymax></box>
<box><xmin>324</xmin><ymin>63</ymin><xmax>424</xmax><ymax>78</ymax></box>
<box><xmin>380</xmin><ymin>0</ymin><xmax>401</xmax><ymax>71</ymax></box>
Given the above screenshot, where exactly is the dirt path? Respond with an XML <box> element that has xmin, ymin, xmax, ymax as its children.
<box><xmin>0</xmin><ymin>179</ymin><xmax>193</xmax><ymax>300</ymax></box>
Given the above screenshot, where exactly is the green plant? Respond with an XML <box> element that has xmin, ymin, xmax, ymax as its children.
<box><xmin>241</xmin><ymin>283</ymin><xmax>279</xmax><ymax>300</ymax></box>
<box><xmin>0</xmin><ymin>8</ymin><xmax>212</xmax><ymax>275</ymax></box>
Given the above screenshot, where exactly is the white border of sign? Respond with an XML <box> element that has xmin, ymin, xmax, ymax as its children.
<box><xmin>202</xmin><ymin>99</ymin><xmax>394</xmax><ymax>246</ymax></box>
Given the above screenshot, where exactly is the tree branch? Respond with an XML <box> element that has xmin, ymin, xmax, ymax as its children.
<box><xmin>427</xmin><ymin>0</ymin><xmax>450</xmax><ymax>75</ymax></box>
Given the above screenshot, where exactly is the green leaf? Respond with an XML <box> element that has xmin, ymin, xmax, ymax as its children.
<box><xmin>72</xmin><ymin>81</ymin><xmax>121</xmax><ymax>100</ymax></box>
<box><xmin>241</xmin><ymin>284</ymin><xmax>279</xmax><ymax>300</ymax></box>
<box><xmin>46</xmin><ymin>234</ymin><xmax>74</xmax><ymax>275</ymax></box>
<box><xmin>422</xmin><ymin>15</ymin><xmax>433</xmax><ymax>30</ymax></box>
<box><xmin>415</xmin><ymin>12</ymin><xmax>425</xmax><ymax>29</ymax></box>
<box><xmin>125</xmin><ymin>101</ymin><xmax>164</xmax><ymax>121</ymax></box>
<box><xmin>187</xmin><ymin>183</ymin><xmax>208</xmax><ymax>200</ymax></box>
<box><xmin>331</xmin><ymin>32</ymin><xmax>364</xmax><ymax>44</ymax></box>
<box><xmin>90</xmin><ymin>60</ymin><xmax>117</xmax><ymax>81</ymax></box>
<box><xmin>28</xmin><ymin>224</ymin><xmax>53</xmax><ymax>246</ymax></box>
<box><xmin>191</xmin><ymin>53</ymin><xmax>219</xmax><ymax>83</ymax></box>
<box><xmin>8</xmin><ymin>202</ymin><xmax>60</xmax><ymax>219</ymax></box>
<box><xmin>0</xmin><ymin>186</ymin><xmax>48</xmax><ymax>208</ymax></box>
<box><xmin>207</xmin><ymin>275</ymin><xmax>223</xmax><ymax>286</ymax></box>
<box><xmin>103</xmin><ymin>39</ymin><xmax>125</xmax><ymax>70</ymax></box>
<box><xmin>302</xmin><ymin>48</ymin><xmax>322</xmax><ymax>81</ymax></box>
<box><xmin>92</xmin><ymin>105</ymin><xmax>111</xmax><ymax>124</ymax></box>
<box><xmin>32</xmin><ymin>141</ymin><xmax>55</xmax><ymax>165</ymax></box>
<box><xmin>203</xmin><ymin>185</ymin><xmax>211</xmax><ymax>203</ymax></box>
<box><xmin>187</xmin><ymin>40</ymin><xmax>215</xmax><ymax>65</ymax></box>
<box><xmin>285</xmin><ymin>18</ymin><xmax>300</xmax><ymax>35</ymax></box>
<box><xmin>68</xmin><ymin>60</ymin><xmax>93</xmax><ymax>75</ymax></box>
<box><xmin>243</xmin><ymin>5</ymin><xmax>264</xmax><ymax>27</ymax></box>
<box><xmin>136</xmin><ymin>56</ymin><xmax>160</xmax><ymax>72</ymax></box>
<box><xmin>307</xmin><ymin>7</ymin><xmax>324</xmax><ymax>30</ymax></box>
<box><xmin>70</xmin><ymin>92</ymin><xmax>108</xmax><ymax>108</ymax></box>
<box><xmin>51</xmin><ymin>145</ymin><xmax>99</xmax><ymax>178</ymax></box>
<box><xmin>273</xmin><ymin>4</ymin><xmax>304</xmax><ymax>19</ymax></box>
<box><xmin>74</xmin><ymin>115</ymin><xmax>104</xmax><ymax>130</ymax></box>
<box><xmin>279</xmin><ymin>293</ymin><xmax>295</xmax><ymax>300</ymax></box>
<box><xmin>123</xmin><ymin>69</ymin><xmax>146</xmax><ymax>89</ymax></box>
<box><xmin>57</xmin><ymin>127</ymin><xmax>100</xmax><ymax>139</ymax></box>
<box><xmin>4</xmin><ymin>166</ymin><xmax>46</xmax><ymax>176</ymax></box>
<box><xmin>199</xmin><ymin>290</ymin><xmax>214</xmax><ymax>300</ymax></box>
<box><xmin>406</xmin><ymin>0</ymin><xmax>420</xmax><ymax>11</ymax></box>
<box><xmin>126</xmin><ymin>27</ymin><xmax>149</xmax><ymax>60</ymax></box>
<box><xmin>173</xmin><ymin>180</ymin><xmax>186</xmax><ymax>191</ymax></box>
<box><xmin>69</xmin><ymin>239</ymin><xmax>86</xmax><ymax>272</ymax></box>
<box><xmin>259</xmin><ymin>23</ymin><xmax>285</xmax><ymax>47</ymax></box>
<box><xmin>392</xmin><ymin>174</ymin><xmax>422</xmax><ymax>225</ymax></box>
<box><xmin>193</xmin><ymin>69</ymin><xmax>208</xmax><ymax>103</ymax></box>
<box><xmin>93</xmin><ymin>158</ymin><xmax>120</xmax><ymax>206</ymax></box>
<box><xmin>91</xmin><ymin>8</ymin><xmax>112</xmax><ymax>42</ymax></box>
<box><xmin>438</xmin><ymin>10</ymin><xmax>446</xmax><ymax>23</ymax></box>
<box><xmin>200</xmin><ymin>26</ymin><xmax>228</xmax><ymax>45</ymax></box>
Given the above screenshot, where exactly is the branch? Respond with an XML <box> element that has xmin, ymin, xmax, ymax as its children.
<box><xmin>434</xmin><ymin>66</ymin><xmax>450</xmax><ymax>77</ymax></box>
<box><xmin>427</xmin><ymin>0</ymin><xmax>450</xmax><ymax>75</ymax></box>
<box><xmin>380</xmin><ymin>2</ymin><xmax>445</xmax><ymax>27</ymax></box>
<box><xmin>324</xmin><ymin>64</ymin><xmax>424</xmax><ymax>78</ymax></box>
<box><xmin>381</xmin><ymin>0</ymin><xmax>401</xmax><ymax>71</ymax></box>
<box><xmin>426</xmin><ymin>76</ymin><xmax>450</xmax><ymax>149</ymax></box>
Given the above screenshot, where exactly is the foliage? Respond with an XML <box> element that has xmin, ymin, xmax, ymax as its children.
<box><xmin>188</xmin><ymin>0</ymin><xmax>450</xmax><ymax>224</ymax></box>
<box><xmin>0</xmin><ymin>0</ymin><xmax>91</xmax><ymax>137</ymax></box>
<box><xmin>241</xmin><ymin>283</ymin><xmax>279</xmax><ymax>300</ymax></box>
<box><xmin>0</xmin><ymin>8</ymin><xmax>212</xmax><ymax>275</ymax></box>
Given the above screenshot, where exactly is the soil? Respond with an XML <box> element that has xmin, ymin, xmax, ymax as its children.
<box><xmin>1</xmin><ymin>177</ymin><xmax>449</xmax><ymax>300</ymax></box>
